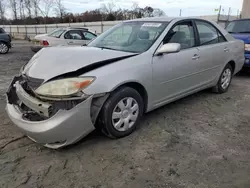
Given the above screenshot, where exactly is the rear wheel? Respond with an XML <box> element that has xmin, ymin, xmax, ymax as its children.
<box><xmin>0</xmin><ymin>42</ymin><xmax>9</xmax><ymax>54</ymax></box>
<box><xmin>213</xmin><ymin>64</ymin><xmax>233</xmax><ymax>94</ymax></box>
<box><xmin>99</xmin><ymin>87</ymin><xmax>144</xmax><ymax>138</ymax></box>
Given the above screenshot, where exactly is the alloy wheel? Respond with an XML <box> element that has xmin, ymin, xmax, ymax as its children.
<box><xmin>0</xmin><ymin>43</ymin><xmax>8</xmax><ymax>54</ymax></box>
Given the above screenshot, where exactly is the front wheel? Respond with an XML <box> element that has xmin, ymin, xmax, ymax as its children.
<box><xmin>98</xmin><ymin>87</ymin><xmax>144</xmax><ymax>138</ymax></box>
<box><xmin>213</xmin><ymin>64</ymin><xmax>233</xmax><ymax>94</ymax></box>
<box><xmin>0</xmin><ymin>42</ymin><xmax>9</xmax><ymax>54</ymax></box>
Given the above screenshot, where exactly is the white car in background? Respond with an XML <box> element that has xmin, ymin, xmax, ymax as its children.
<box><xmin>31</xmin><ymin>27</ymin><xmax>97</xmax><ymax>52</ymax></box>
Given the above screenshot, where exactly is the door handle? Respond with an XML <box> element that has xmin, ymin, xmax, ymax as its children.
<box><xmin>68</xmin><ymin>41</ymin><xmax>74</xmax><ymax>44</ymax></box>
<box><xmin>192</xmin><ymin>54</ymin><xmax>200</xmax><ymax>60</ymax></box>
<box><xmin>224</xmin><ymin>47</ymin><xmax>229</xmax><ymax>52</ymax></box>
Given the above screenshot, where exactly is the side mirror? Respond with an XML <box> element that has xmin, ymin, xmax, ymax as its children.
<box><xmin>155</xmin><ymin>43</ymin><xmax>181</xmax><ymax>55</ymax></box>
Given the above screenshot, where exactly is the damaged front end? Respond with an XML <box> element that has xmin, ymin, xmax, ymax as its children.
<box><xmin>6</xmin><ymin>75</ymin><xmax>108</xmax><ymax>148</ymax></box>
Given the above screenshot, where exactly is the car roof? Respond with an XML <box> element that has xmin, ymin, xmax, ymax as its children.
<box><xmin>125</xmin><ymin>16</ymin><xmax>176</xmax><ymax>22</ymax></box>
<box><xmin>124</xmin><ymin>16</ymin><xmax>211</xmax><ymax>23</ymax></box>
<box><xmin>229</xmin><ymin>18</ymin><xmax>250</xmax><ymax>22</ymax></box>
<box><xmin>67</xmin><ymin>27</ymin><xmax>88</xmax><ymax>31</ymax></box>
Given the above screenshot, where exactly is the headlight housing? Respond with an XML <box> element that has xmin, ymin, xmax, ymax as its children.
<box><xmin>245</xmin><ymin>44</ymin><xmax>250</xmax><ymax>51</ymax></box>
<box><xmin>35</xmin><ymin>77</ymin><xmax>95</xmax><ymax>97</ymax></box>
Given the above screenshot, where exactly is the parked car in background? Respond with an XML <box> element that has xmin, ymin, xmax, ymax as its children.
<box><xmin>6</xmin><ymin>17</ymin><xmax>244</xmax><ymax>148</ymax></box>
<box><xmin>0</xmin><ymin>28</ymin><xmax>11</xmax><ymax>54</ymax></box>
<box><xmin>226</xmin><ymin>19</ymin><xmax>250</xmax><ymax>68</ymax></box>
<box><xmin>31</xmin><ymin>27</ymin><xmax>97</xmax><ymax>52</ymax></box>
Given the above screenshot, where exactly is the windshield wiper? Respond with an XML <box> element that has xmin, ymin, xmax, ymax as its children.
<box><xmin>96</xmin><ymin>46</ymin><xmax>121</xmax><ymax>51</ymax></box>
<box><xmin>95</xmin><ymin>46</ymin><xmax>139</xmax><ymax>53</ymax></box>
<box><xmin>100</xmin><ymin>46</ymin><xmax>116</xmax><ymax>50</ymax></box>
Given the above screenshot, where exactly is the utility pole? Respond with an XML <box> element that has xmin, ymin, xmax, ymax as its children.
<box><xmin>227</xmin><ymin>7</ymin><xmax>231</xmax><ymax>22</ymax></box>
<box><xmin>179</xmin><ymin>9</ymin><xmax>182</xmax><ymax>17</ymax></box>
<box><xmin>217</xmin><ymin>5</ymin><xmax>222</xmax><ymax>22</ymax></box>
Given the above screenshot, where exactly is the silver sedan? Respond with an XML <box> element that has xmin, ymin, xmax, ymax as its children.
<box><xmin>6</xmin><ymin>17</ymin><xmax>244</xmax><ymax>148</ymax></box>
<box><xmin>30</xmin><ymin>27</ymin><xmax>97</xmax><ymax>52</ymax></box>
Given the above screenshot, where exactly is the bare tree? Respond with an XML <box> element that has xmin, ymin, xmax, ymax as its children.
<box><xmin>24</xmin><ymin>0</ymin><xmax>32</xmax><ymax>17</ymax></box>
<box><xmin>131</xmin><ymin>2</ymin><xmax>143</xmax><ymax>18</ymax></box>
<box><xmin>153</xmin><ymin>8</ymin><xmax>165</xmax><ymax>17</ymax></box>
<box><xmin>101</xmin><ymin>0</ymin><xmax>115</xmax><ymax>14</ymax></box>
<box><xmin>37</xmin><ymin>0</ymin><xmax>55</xmax><ymax>23</ymax></box>
<box><xmin>9</xmin><ymin>0</ymin><xmax>18</xmax><ymax>20</ymax></box>
<box><xmin>54</xmin><ymin>0</ymin><xmax>66</xmax><ymax>22</ymax></box>
<box><xmin>19</xmin><ymin>0</ymin><xmax>26</xmax><ymax>19</ymax></box>
<box><xmin>143</xmin><ymin>6</ymin><xmax>154</xmax><ymax>17</ymax></box>
<box><xmin>0</xmin><ymin>0</ymin><xmax>6</xmax><ymax>20</ymax></box>
<box><xmin>31</xmin><ymin>0</ymin><xmax>40</xmax><ymax>17</ymax></box>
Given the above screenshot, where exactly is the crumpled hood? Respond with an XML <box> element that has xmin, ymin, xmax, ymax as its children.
<box><xmin>23</xmin><ymin>46</ymin><xmax>135</xmax><ymax>81</ymax></box>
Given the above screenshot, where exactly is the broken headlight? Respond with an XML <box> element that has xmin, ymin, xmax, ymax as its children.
<box><xmin>35</xmin><ymin>77</ymin><xmax>95</xmax><ymax>97</ymax></box>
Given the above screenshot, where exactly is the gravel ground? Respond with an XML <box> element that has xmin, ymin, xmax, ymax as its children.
<box><xmin>0</xmin><ymin>42</ymin><xmax>250</xmax><ymax>188</ymax></box>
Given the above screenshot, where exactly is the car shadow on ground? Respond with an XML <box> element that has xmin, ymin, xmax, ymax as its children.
<box><xmin>236</xmin><ymin>69</ymin><xmax>250</xmax><ymax>77</ymax></box>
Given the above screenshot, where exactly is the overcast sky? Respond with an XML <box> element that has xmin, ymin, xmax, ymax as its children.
<box><xmin>63</xmin><ymin>0</ymin><xmax>243</xmax><ymax>16</ymax></box>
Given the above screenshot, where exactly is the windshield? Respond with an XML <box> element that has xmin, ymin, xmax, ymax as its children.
<box><xmin>226</xmin><ymin>20</ymin><xmax>250</xmax><ymax>33</ymax></box>
<box><xmin>48</xmin><ymin>28</ymin><xmax>65</xmax><ymax>37</ymax></box>
<box><xmin>88</xmin><ymin>21</ymin><xmax>169</xmax><ymax>53</ymax></box>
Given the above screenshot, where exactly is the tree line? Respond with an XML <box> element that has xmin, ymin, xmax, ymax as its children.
<box><xmin>0</xmin><ymin>0</ymin><xmax>165</xmax><ymax>25</ymax></box>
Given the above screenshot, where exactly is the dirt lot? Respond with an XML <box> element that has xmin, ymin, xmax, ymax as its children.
<box><xmin>0</xmin><ymin>41</ymin><xmax>250</xmax><ymax>188</ymax></box>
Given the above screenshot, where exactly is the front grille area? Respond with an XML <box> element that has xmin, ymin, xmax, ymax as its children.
<box><xmin>7</xmin><ymin>76</ymin><xmax>84</xmax><ymax>121</ymax></box>
<box><xmin>22</xmin><ymin>75</ymin><xmax>44</xmax><ymax>90</ymax></box>
<box><xmin>21</xmin><ymin>99</ymin><xmax>83</xmax><ymax>121</ymax></box>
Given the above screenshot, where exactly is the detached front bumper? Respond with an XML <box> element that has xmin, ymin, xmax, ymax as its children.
<box><xmin>6</xmin><ymin>77</ymin><xmax>95</xmax><ymax>149</ymax></box>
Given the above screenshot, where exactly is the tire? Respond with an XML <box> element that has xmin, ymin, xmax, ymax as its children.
<box><xmin>212</xmin><ymin>64</ymin><xmax>233</xmax><ymax>94</ymax></box>
<box><xmin>99</xmin><ymin>87</ymin><xmax>144</xmax><ymax>139</ymax></box>
<box><xmin>0</xmin><ymin>42</ymin><xmax>9</xmax><ymax>54</ymax></box>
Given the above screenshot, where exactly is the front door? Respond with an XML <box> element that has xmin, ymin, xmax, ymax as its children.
<box><xmin>152</xmin><ymin>20</ymin><xmax>204</xmax><ymax>106</ymax></box>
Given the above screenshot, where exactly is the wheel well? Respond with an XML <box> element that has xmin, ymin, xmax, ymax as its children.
<box><xmin>115</xmin><ymin>82</ymin><xmax>148</xmax><ymax>112</ymax></box>
<box><xmin>228</xmin><ymin>61</ymin><xmax>235</xmax><ymax>74</ymax></box>
<box><xmin>0</xmin><ymin>40</ymin><xmax>8</xmax><ymax>46</ymax></box>
<box><xmin>0</xmin><ymin>40</ymin><xmax>7</xmax><ymax>43</ymax></box>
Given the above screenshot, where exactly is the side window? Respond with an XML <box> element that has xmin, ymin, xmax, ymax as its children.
<box><xmin>0</xmin><ymin>28</ymin><xmax>4</xmax><ymax>34</ymax></box>
<box><xmin>218</xmin><ymin>31</ymin><xmax>227</xmax><ymax>43</ymax></box>
<box><xmin>83</xmin><ymin>31</ymin><xmax>96</xmax><ymax>40</ymax></box>
<box><xmin>64</xmin><ymin>30</ymin><xmax>83</xmax><ymax>40</ymax></box>
<box><xmin>163</xmin><ymin>22</ymin><xmax>195</xmax><ymax>50</ymax></box>
<box><xmin>196</xmin><ymin>21</ymin><xmax>226</xmax><ymax>45</ymax></box>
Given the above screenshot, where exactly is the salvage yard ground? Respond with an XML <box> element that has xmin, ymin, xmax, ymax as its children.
<box><xmin>0</xmin><ymin>41</ymin><xmax>250</xmax><ymax>188</ymax></box>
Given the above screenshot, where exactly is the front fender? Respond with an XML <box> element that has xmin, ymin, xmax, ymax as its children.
<box><xmin>81</xmin><ymin>52</ymin><xmax>154</xmax><ymax>109</ymax></box>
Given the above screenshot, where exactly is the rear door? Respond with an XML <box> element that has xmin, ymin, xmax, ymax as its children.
<box><xmin>194</xmin><ymin>20</ymin><xmax>229</xmax><ymax>82</ymax></box>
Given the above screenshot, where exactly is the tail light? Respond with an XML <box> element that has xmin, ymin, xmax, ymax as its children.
<box><xmin>40</xmin><ymin>40</ymin><xmax>49</xmax><ymax>46</ymax></box>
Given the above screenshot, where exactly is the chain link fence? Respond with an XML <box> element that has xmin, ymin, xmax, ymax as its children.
<box><xmin>1</xmin><ymin>21</ymin><xmax>121</xmax><ymax>40</ymax></box>
<box><xmin>0</xmin><ymin>15</ymin><xmax>239</xmax><ymax>40</ymax></box>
